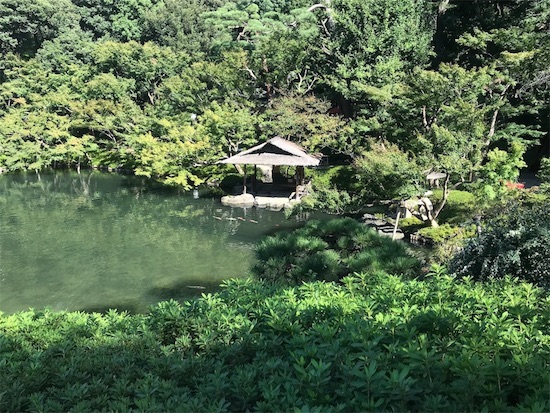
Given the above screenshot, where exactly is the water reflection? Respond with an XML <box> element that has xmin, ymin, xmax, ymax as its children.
<box><xmin>0</xmin><ymin>171</ymin><xmax>318</xmax><ymax>314</ymax></box>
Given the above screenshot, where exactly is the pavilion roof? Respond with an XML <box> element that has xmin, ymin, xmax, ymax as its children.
<box><xmin>218</xmin><ymin>136</ymin><xmax>321</xmax><ymax>166</ymax></box>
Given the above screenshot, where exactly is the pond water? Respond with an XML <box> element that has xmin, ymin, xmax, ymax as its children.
<box><xmin>0</xmin><ymin>171</ymin><xmax>322</xmax><ymax>314</ymax></box>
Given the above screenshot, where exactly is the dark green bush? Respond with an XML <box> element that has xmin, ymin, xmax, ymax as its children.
<box><xmin>354</xmin><ymin>141</ymin><xmax>423</xmax><ymax>202</ymax></box>
<box><xmin>1</xmin><ymin>274</ymin><xmax>549</xmax><ymax>412</ymax></box>
<box><xmin>293</xmin><ymin>185</ymin><xmax>353</xmax><ymax>215</ymax></box>
<box><xmin>450</xmin><ymin>203</ymin><xmax>550</xmax><ymax>288</ymax></box>
<box><xmin>253</xmin><ymin>218</ymin><xmax>420</xmax><ymax>284</ymax></box>
<box><xmin>307</xmin><ymin>165</ymin><xmax>356</xmax><ymax>192</ymax></box>
<box><xmin>292</xmin><ymin>167</ymin><xmax>357</xmax><ymax>215</ymax></box>
<box><xmin>219</xmin><ymin>173</ymin><xmax>244</xmax><ymax>193</ymax></box>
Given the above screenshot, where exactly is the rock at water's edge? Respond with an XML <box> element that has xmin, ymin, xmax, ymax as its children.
<box><xmin>221</xmin><ymin>193</ymin><xmax>255</xmax><ymax>207</ymax></box>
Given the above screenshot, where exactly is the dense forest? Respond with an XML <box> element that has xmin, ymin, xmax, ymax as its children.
<box><xmin>1</xmin><ymin>1</ymin><xmax>550</xmax><ymax>411</ymax></box>
<box><xmin>0</xmin><ymin>0</ymin><xmax>548</xmax><ymax>194</ymax></box>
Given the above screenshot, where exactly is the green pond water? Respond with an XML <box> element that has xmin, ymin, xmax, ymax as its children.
<box><xmin>0</xmin><ymin>171</ymin><xmax>321</xmax><ymax>314</ymax></box>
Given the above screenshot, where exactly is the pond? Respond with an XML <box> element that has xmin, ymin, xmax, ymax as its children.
<box><xmin>0</xmin><ymin>171</ymin><xmax>323</xmax><ymax>314</ymax></box>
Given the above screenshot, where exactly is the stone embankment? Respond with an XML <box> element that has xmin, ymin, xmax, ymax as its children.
<box><xmin>221</xmin><ymin>194</ymin><xmax>299</xmax><ymax>211</ymax></box>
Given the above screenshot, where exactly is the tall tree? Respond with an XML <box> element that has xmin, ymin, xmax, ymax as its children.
<box><xmin>260</xmin><ymin>93</ymin><xmax>349</xmax><ymax>153</ymax></box>
<box><xmin>313</xmin><ymin>0</ymin><xmax>435</xmax><ymax>113</ymax></box>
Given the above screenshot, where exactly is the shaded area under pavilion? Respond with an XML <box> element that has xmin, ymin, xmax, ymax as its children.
<box><xmin>218</xmin><ymin>136</ymin><xmax>321</xmax><ymax>209</ymax></box>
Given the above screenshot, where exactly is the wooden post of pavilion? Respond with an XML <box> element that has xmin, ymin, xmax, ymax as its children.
<box><xmin>242</xmin><ymin>165</ymin><xmax>247</xmax><ymax>194</ymax></box>
<box><xmin>253</xmin><ymin>164</ymin><xmax>257</xmax><ymax>194</ymax></box>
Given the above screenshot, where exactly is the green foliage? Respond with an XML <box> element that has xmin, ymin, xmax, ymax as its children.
<box><xmin>398</xmin><ymin>216</ymin><xmax>424</xmax><ymax>232</ymax></box>
<box><xmin>142</xmin><ymin>0</ymin><xmax>222</xmax><ymax>56</ymax></box>
<box><xmin>91</xmin><ymin>40</ymin><xmax>190</xmax><ymax>106</ymax></box>
<box><xmin>451</xmin><ymin>202</ymin><xmax>550</xmax><ymax>288</ymax></box>
<box><xmin>294</xmin><ymin>185</ymin><xmax>353</xmax><ymax>216</ymax></box>
<box><xmin>354</xmin><ymin>141</ymin><xmax>423</xmax><ymax>201</ymax></box>
<box><xmin>288</xmin><ymin>166</ymin><xmax>357</xmax><ymax>215</ymax></box>
<box><xmin>260</xmin><ymin>94</ymin><xmax>349</xmax><ymax>153</ymax></box>
<box><xmin>0</xmin><ymin>0</ymin><xmax>80</xmax><ymax>56</ymax></box>
<box><xmin>538</xmin><ymin>157</ymin><xmax>550</xmax><ymax>193</ymax></box>
<box><xmin>198</xmin><ymin>100</ymin><xmax>259</xmax><ymax>159</ymax></box>
<box><xmin>478</xmin><ymin>141</ymin><xmax>527</xmax><ymax>201</ymax></box>
<box><xmin>388</xmin><ymin>64</ymin><xmax>533</xmax><ymax>179</ymax></box>
<box><xmin>307</xmin><ymin>166</ymin><xmax>355</xmax><ymax>192</ymax></box>
<box><xmin>322</xmin><ymin>0</ymin><xmax>434</xmax><ymax>102</ymax></box>
<box><xmin>72</xmin><ymin>0</ymin><xmax>155</xmax><ymax>41</ymax></box>
<box><xmin>1</xmin><ymin>273</ymin><xmax>549</xmax><ymax>412</ymax></box>
<box><xmin>35</xmin><ymin>28</ymin><xmax>94</xmax><ymax>72</ymax></box>
<box><xmin>253</xmin><ymin>218</ymin><xmax>419</xmax><ymax>283</ymax></box>
<box><xmin>418</xmin><ymin>224</ymin><xmax>476</xmax><ymax>244</ymax></box>
<box><xmin>537</xmin><ymin>157</ymin><xmax>550</xmax><ymax>183</ymax></box>
<box><xmin>430</xmin><ymin>189</ymin><xmax>476</xmax><ymax>225</ymax></box>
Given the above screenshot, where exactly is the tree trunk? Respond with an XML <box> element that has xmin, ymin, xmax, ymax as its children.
<box><xmin>234</xmin><ymin>164</ymin><xmax>244</xmax><ymax>175</ymax></box>
<box><xmin>428</xmin><ymin>174</ymin><xmax>451</xmax><ymax>227</ymax></box>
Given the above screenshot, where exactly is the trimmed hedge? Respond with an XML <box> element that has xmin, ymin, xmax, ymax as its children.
<box><xmin>253</xmin><ymin>218</ymin><xmax>420</xmax><ymax>284</ymax></box>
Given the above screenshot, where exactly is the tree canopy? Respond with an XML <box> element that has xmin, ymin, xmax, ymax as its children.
<box><xmin>0</xmin><ymin>0</ymin><xmax>547</xmax><ymax>194</ymax></box>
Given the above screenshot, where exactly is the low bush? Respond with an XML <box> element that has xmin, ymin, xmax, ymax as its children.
<box><xmin>450</xmin><ymin>203</ymin><xmax>550</xmax><ymax>288</ymax></box>
<box><xmin>430</xmin><ymin>189</ymin><xmax>476</xmax><ymax>224</ymax></box>
<box><xmin>1</xmin><ymin>273</ymin><xmax>548</xmax><ymax>412</ymax></box>
<box><xmin>418</xmin><ymin>223</ymin><xmax>476</xmax><ymax>244</ymax></box>
<box><xmin>292</xmin><ymin>185</ymin><xmax>354</xmax><ymax>215</ymax></box>
<box><xmin>253</xmin><ymin>218</ymin><xmax>420</xmax><ymax>283</ymax></box>
<box><xmin>354</xmin><ymin>141</ymin><xmax>423</xmax><ymax>202</ymax></box>
<box><xmin>398</xmin><ymin>216</ymin><xmax>425</xmax><ymax>232</ymax></box>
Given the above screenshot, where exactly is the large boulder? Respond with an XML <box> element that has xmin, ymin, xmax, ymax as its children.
<box><xmin>221</xmin><ymin>193</ymin><xmax>255</xmax><ymax>207</ymax></box>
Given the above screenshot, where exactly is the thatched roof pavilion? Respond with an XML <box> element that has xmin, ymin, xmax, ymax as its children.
<box><xmin>219</xmin><ymin>137</ymin><xmax>320</xmax><ymax>199</ymax></box>
<box><xmin>218</xmin><ymin>136</ymin><xmax>320</xmax><ymax>167</ymax></box>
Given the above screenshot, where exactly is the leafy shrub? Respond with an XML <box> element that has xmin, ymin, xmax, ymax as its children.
<box><xmin>292</xmin><ymin>167</ymin><xmax>356</xmax><ymax>215</ymax></box>
<box><xmin>219</xmin><ymin>173</ymin><xmax>244</xmax><ymax>193</ymax></box>
<box><xmin>354</xmin><ymin>141</ymin><xmax>423</xmax><ymax>201</ymax></box>
<box><xmin>477</xmin><ymin>142</ymin><xmax>526</xmax><ymax>201</ymax></box>
<box><xmin>450</xmin><ymin>203</ymin><xmax>550</xmax><ymax>288</ymax></box>
<box><xmin>253</xmin><ymin>218</ymin><xmax>419</xmax><ymax>283</ymax></box>
<box><xmin>418</xmin><ymin>223</ymin><xmax>475</xmax><ymax>244</ymax></box>
<box><xmin>538</xmin><ymin>157</ymin><xmax>550</xmax><ymax>193</ymax></box>
<box><xmin>1</xmin><ymin>273</ymin><xmax>549</xmax><ymax>412</ymax></box>
<box><xmin>537</xmin><ymin>157</ymin><xmax>550</xmax><ymax>183</ymax></box>
<box><xmin>307</xmin><ymin>165</ymin><xmax>356</xmax><ymax>192</ymax></box>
